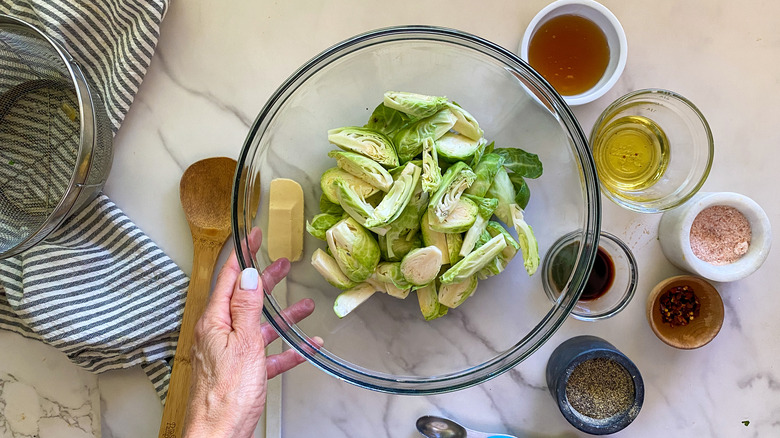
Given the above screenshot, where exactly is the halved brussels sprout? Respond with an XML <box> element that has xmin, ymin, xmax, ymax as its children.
<box><xmin>440</xmin><ymin>234</ymin><xmax>507</xmax><ymax>284</ymax></box>
<box><xmin>321</xmin><ymin>167</ymin><xmax>379</xmax><ymax>204</ymax></box>
<box><xmin>438</xmin><ymin>276</ymin><xmax>478</xmax><ymax>309</ymax></box>
<box><xmin>460</xmin><ymin>195</ymin><xmax>499</xmax><ymax>257</ymax></box>
<box><xmin>364</xmin><ymin>103</ymin><xmax>413</xmax><ymax>137</ymax></box>
<box><xmin>447</xmin><ymin>102</ymin><xmax>484</xmax><ymax>141</ymax></box>
<box><xmin>311</xmin><ymin>248</ymin><xmax>357</xmax><ymax>290</ymax></box>
<box><xmin>446</xmin><ymin>232</ymin><xmax>463</xmax><ymax>265</ymax></box>
<box><xmin>465</xmin><ymin>153</ymin><xmax>505</xmax><ymax>198</ymax></box>
<box><xmin>334</xmin><ymin>179</ymin><xmax>374</xmax><ymax>226</ymax></box>
<box><xmin>364</xmin><ymin>162</ymin><xmax>421</xmax><ymax>228</ymax></box>
<box><xmin>435</xmin><ymin>132</ymin><xmax>486</xmax><ymax>163</ymax></box>
<box><xmin>508</xmin><ymin>204</ymin><xmax>540</xmax><ymax>276</ymax></box>
<box><xmin>328</xmin><ymin>150</ymin><xmax>394</xmax><ymax>191</ymax></box>
<box><xmin>328</xmin><ymin>127</ymin><xmax>399</xmax><ymax>167</ymax></box>
<box><xmin>421</xmin><ymin>137</ymin><xmax>442</xmax><ymax>193</ymax></box>
<box><xmin>429</xmin><ymin>197</ymin><xmax>478</xmax><ymax>234</ymax></box>
<box><xmin>326</xmin><ymin>217</ymin><xmax>381</xmax><ymax>283</ymax></box>
<box><xmin>400</xmin><ymin>246</ymin><xmax>443</xmax><ymax>286</ymax></box>
<box><xmin>420</xmin><ymin>209</ymin><xmax>450</xmax><ymax>264</ymax></box>
<box><xmin>394</xmin><ymin>108</ymin><xmax>457</xmax><ymax>163</ymax></box>
<box><xmin>428</xmin><ymin>161</ymin><xmax>476</xmax><ymax>222</ymax></box>
<box><xmin>383</xmin><ymin>91</ymin><xmax>448</xmax><ymax>119</ymax></box>
<box><xmin>416</xmin><ymin>282</ymin><xmax>448</xmax><ymax>321</ymax></box>
<box><xmin>306</xmin><ymin>213</ymin><xmax>341</xmax><ymax>241</ymax></box>
<box><xmin>334</xmin><ymin>282</ymin><xmax>378</xmax><ymax>318</ymax></box>
<box><xmin>485</xmin><ymin>166</ymin><xmax>515</xmax><ymax>224</ymax></box>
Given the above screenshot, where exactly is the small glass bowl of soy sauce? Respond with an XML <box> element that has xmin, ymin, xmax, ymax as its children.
<box><xmin>542</xmin><ymin>231</ymin><xmax>638</xmax><ymax>321</ymax></box>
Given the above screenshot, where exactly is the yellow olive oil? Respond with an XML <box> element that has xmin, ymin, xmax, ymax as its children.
<box><xmin>592</xmin><ymin>115</ymin><xmax>670</xmax><ymax>192</ymax></box>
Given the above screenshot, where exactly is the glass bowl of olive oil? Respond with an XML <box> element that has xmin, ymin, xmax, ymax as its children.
<box><xmin>590</xmin><ymin>89</ymin><xmax>713</xmax><ymax>213</ymax></box>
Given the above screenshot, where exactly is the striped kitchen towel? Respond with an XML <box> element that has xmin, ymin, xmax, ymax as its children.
<box><xmin>0</xmin><ymin>0</ymin><xmax>187</xmax><ymax>403</ymax></box>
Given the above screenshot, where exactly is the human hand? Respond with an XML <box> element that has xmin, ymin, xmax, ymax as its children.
<box><xmin>183</xmin><ymin>228</ymin><xmax>319</xmax><ymax>438</ymax></box>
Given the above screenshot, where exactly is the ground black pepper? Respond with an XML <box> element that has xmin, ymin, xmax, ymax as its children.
<box><xmin>659</xmin><ymin>285</ymin><xmax>700</xmax><ymax>327</ymax></box>
<box><xmin>565</xmin><ymin>358</ymin><xmax>635</xmax><ymax>419</ymax></box>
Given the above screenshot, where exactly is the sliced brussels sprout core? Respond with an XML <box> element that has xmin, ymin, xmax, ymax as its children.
<box><xmin>311</xmin><ymin>248</ymin><xmax>357</xmax><ymax>290</ymax></box>
<box><xmin>440</xmin><ymin>234</ymin><xmax>507</xmax><ymax>285</ymax></box>
<box><xmin>466</xmin><ymin>153</ymin><xmax>505</xmax><ymax>198</ymax></box>
<box><xmin>383</xmin><ymin>91</ymin><xmax>449</xmax><ymax>119</ymax></box>
<box><xmin>321</xmin><ymin>167</ymin><xmax>379</xmax><ymax>204</ymax></box>
<box><xmin>428</xmin><ymin>161</ymin><xmax>476</xmax><ymax>222</ymax></box>
<box><xmin>435</xmin><ymin>132</ymin><xmax>486</xmax><ymax>163</ymax></box>
<box><xmin>509</xmin><ymin>204</ymin><xmax>540</xmax><ymax>276</ymax></box>
<box><xmin>416</xmin><ymin>283</ymin><xmax>448</xmax><ymax>321</ymax></box>
<box><xmin>438</xmin><ymin>276</ymin><xmax>478</xmax><ymax>309</ymax></box>
<box><xmin>364</xmin><ymin>162</ymin><xmax>421</xmax><ymax>228</ymax></box>
<box><xmin>306</xmin><ymin>213</ymin><xmax>341</xmax><ymax>241</ymax></box>
<box><xmin>333</xmin><ymin>282</ymin><xmax>378</xmax><ymax>318</ymax></box>
<box><xmin>421</xmin><ymin>137</ymin><xmax>442</xmax><ymax>193</ymax></box>
<box><xmin>429</xmin><ymin>196</ymin><xmax>478</xmax><ymax>234</ymax></box>
<box><xmin>328</xmin><ymin>150</ymin><xmax>394</xmax><ymax>191</ymax></box>
<box><xmin>328</xmin><ymin>127</ymin><xmax>399</xmax><ymax>167</ymax></box>
<box><xmin>447</xmin><ymin>102</ymin><xmax>484</xmax><ymax>141</ymax></box>
<box><xmin>400</xmin><ymin>246</ymin><xmax>443</xmax><ymax>286</ymax></box>
<box><xmin>326</xmin><ymin>217</ymin><xmax>381</xmax><ymax>283</ymax></box>
<box><xmin>420</xmin><ymin>209</ymin><xmax>450</xmax><ymax>264</ymax></box>
<box><xmin>364</xmin><ymin>103</ymin><xmax>413</xmax><ymax>137</ymax></box>
<box><xmin>394</xmin><ymin>108</ymin><xmax>457</xmax><ymax>163</ymax></box>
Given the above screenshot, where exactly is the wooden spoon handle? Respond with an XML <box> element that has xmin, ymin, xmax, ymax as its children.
<box><xmin>159</xmin><ymin>236</ymin><xmax>226</xmax><ymax>438</ymax></box>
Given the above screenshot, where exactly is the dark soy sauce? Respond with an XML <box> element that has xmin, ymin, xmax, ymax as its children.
<box><xmin>580</xmin><ymin>247</ymin><xmax>615</xmax><ymax>301</ymax></box>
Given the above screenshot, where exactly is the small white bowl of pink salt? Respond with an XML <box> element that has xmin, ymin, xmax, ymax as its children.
<box><xmin>658</xmin><ymin>192</ymin><xmax>771</xmax><ymax>282</ymax></box>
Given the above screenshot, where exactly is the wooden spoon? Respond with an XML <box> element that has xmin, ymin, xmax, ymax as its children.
<box><xmin>159</xmin><ymin>157</ymin><xmax>237</xmax><ymax>438</ymax></box>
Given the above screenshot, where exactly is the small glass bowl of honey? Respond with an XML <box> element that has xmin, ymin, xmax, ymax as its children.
<box><xmin>590</xmin><ymin>89</ymin><xmax>714</xmax><ymax>213</ymax></box>
<box><xmin>542</xmin><ymin>231</ymin><xmax>638</xmax><ymax>321</ymax></box>
<box><xmin>519</xmin><ymin>0</ymin><xmax>627</xmax><ymax>106</ymax></box>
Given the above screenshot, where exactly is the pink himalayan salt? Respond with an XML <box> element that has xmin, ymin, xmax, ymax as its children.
<box><xmin>689</xmin><ymin>205</ymin><xmax>751</xmax><ymax>265</ymax></box>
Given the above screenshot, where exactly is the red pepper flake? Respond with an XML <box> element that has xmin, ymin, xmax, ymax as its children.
<box><xmin>659</xmin><ymin>285</ymin><xmax>700</xmax><ymax>327</ymax></box>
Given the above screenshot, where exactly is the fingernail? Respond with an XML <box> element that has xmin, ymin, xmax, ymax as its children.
<box><xmin>240</xmin><ymin>268</ymin><xmax>259</xmax><ymax>291</ymax></box>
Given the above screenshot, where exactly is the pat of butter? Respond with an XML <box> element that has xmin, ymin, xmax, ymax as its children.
<box><xmin>267</xmin><ymin>178</ymin><xmax>304</xmax><ymax>262</ymax></box>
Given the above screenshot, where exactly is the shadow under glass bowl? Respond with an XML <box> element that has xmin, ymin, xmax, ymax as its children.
<box><xmin>233</xmin><ymin>25</ymin><xmax>601</xmax><ymax>395</ymax></box>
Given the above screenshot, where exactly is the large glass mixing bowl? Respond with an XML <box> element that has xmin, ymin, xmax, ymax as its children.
<box><xmin>233</xmin><ymin>26</ymin><xmax>601</xmax><ymax>394</ymax></box>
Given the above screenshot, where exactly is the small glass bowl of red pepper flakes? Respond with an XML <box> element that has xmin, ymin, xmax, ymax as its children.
<box><xmin>646</xmin><ymin>275</ymin><xmax>724</xmax><ymax>349</ymax></box>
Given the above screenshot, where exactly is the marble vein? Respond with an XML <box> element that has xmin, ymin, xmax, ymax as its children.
<box><xmin>154</xmin><ymin>50</ymin><xmax>254</xmax><ymax>128</ymax></box>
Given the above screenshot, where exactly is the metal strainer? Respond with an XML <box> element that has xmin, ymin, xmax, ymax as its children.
<box><xmin>0</xmin><ymin>14</ymin><xmax>112</xmax><ymax>258</ymax></box>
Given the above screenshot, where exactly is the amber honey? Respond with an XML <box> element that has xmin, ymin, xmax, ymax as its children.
<box><xmin>528</xmin><ymin>14</ymin><xmax>610</xmax><ymax>96</ymax></box>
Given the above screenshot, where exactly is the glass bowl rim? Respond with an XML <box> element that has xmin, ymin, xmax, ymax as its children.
<box><xmin>589</xmin><ymin>88</ymin><xmax>714</xmax><ymax>213</ymax></box>
<box><xmin>232</xmin><ymin>25</ymin><xmax>602</xmax><ymax>394</ymax></box>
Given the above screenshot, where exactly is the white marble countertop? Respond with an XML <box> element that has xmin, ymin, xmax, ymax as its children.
<box><xmin>2</xmin><ymin>0</ymin><xmax>779</xmax><ymax>437</ymax></box>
